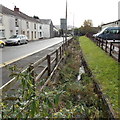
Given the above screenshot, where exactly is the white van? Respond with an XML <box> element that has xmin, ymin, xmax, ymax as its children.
<box><xmin>93</xmin><ymin>27</ymin><xmax>120</xmax><ymax>40</ymax></box>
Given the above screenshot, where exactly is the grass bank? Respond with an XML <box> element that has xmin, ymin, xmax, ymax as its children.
<box><xmin>79</xmin><ymin>36</ymin><xmax>119</xmax><ymax>117</ymax></box>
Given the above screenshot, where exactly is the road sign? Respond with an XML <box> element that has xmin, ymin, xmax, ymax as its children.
<box><xmin>60</xmin><ymin>18</ymin><xmax>67</xmax><ymax>30</ymax></box>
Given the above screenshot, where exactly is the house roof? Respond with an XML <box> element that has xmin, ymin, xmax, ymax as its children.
<box><xmin>101</xmin><ymin>19</ymin><xmax>120</xmax><ymax>26</ymax></box>
<box><xmin>39</xmin><ymin>19</ymin><xmax>52</xmax><ymax>25</ymax></box>
<box><xmin>0</xmin><ymin>4</ymin><xmax>54</xmax><ymax>26</ymax></box>
<box><xmin>0</xmin><ymin>4</ymin><xmax>39</xmax><ymax>23</ymax></box>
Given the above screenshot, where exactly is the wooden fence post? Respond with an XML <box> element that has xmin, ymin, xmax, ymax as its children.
<box><xmin>96</xmin><ymin>38</ymin><xmax>98</xmax><ymax>44</ymax></box>
<box><xmin>47</xmin><ymin>54</ymin><xmax>51</xmax><ymax>76</ymax></box>
<box><xmin>113</xmin><ymin>40</ymin><xmax>115</xmax><ymax>50</ymax></box>
<box><xmin>56</xmin><ymin>49</ymin><xmax>58</xmax><ymax>65</ymax></box>
<box><xmin>28</xmin><ymin>64</ymin><xmax>35</xmax><ymax>95</ymax></box>
<box><xmin>100</xmin><ymin>39</ymin><xmax>102</xmax><ymax>48</ymax></box>
<box><xmin>101</xmin><ymin>39</ymin><xmax>104</xmax><ymax>49</ymax></box>
<box><xmin>118</xmin><ymin>46</ymin><xmax>120</xmax><ymax>62</ymax></box>
<box><xmin>62</xmin><ymin>44</ymin><xmax>64</xmax><ymax>55</ymax></box>
<box><xmin>99</xmin><ymin>38</ymin><xmax>100</xmax><ymax>47</ymax></box>
<box><xmin>105</xmin><ymin>41</ymin><xmax>108</xmax><ymax>52</ymax></box>
<box><xmin>109</xmin><ymin>42</ymin><xmax>112</xmax><ymax>56</ymax></box>
<box><xmin>60</xmin><ymin>46</ymin><xmax>62</xmax><ymax>59</ymax></box>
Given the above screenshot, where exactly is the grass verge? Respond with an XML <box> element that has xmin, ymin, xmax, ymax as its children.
<box><xmin>79</xmin><ymin>36</ymin><xmax>119</xmax><ymax>117</ymax></box>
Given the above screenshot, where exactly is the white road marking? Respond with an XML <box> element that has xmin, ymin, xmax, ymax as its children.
<box><xmin>0</xmin><ymin>48</ymin><xmax>47</xmax><ymax>68</ymax></box>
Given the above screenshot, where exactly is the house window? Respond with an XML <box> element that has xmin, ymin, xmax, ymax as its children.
<box><xmin>22</xmin><ymin>31</ymin><xmax>25</xmax><ymax>35</ymax></box>
<box><xmin>0</xmin><ymin>16</ymin><xmax>2</xmax><ymax>23</ymax></box>
<box><xmin>116</xmin><ymin>22</ymin><xmax>118</xmax><ymax>25</ymax></box>
<box><xmin>34</xmin><ymin>24</ymin><xmax>36</xmax><ymax>29</ymax></box>
<box><xmin>15</xmin><ymin>18</ymin><xmax>19</xmax><ymax>27</ymax></box>
<box><xmin>40</xmin><ymin>32</ymin><xmax>42</xmax><ymax>37</ymax></box>
<box><xmin>10</xmin><ymin>30</ymin><xmax>13</xmax><ymax>36</ymax></box>
<box><xmin>0</xmin><ymin>30</ymin><xmax>5</xmax><ymax>38</ymax></box>
<box><xmin>26</xmin><ymin>22</ymin><xmax>29</xmax><ymax>29</ymax></box>
<box><xmin>35</xmin><ymin>31</ymin><xmax>36</xmax><ymax>38</ymax></box>
<box><xmin>16</xmin><ymin>30</ymin><xmax>18</xmax><ymax>35</ymax></box>
<box><xmin>40</xmin><ymin>26</ymin><xmax>42</xmax><ymax>29</ymax></box>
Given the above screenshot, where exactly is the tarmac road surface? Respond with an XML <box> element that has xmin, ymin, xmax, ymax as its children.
<box><xmin>0</xmin><ymin>37</ymin><xmax>66</xmax><ymax>86</ymax></box>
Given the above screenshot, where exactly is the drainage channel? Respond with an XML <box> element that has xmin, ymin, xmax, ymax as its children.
<box><xmin>79</xmin><ymin>50</ymin><xmax>117</xmax><ymax>119</ymax></box>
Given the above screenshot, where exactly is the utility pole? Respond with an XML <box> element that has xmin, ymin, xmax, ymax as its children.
<box><xmin>65</xmin><ymin>0</ymin><xmax>67</xmax><ymax>42</ymax></box>
<box><xmin>73</xmin><ymin>14</ymin><xmax>74</xmax><ymax>36</ymax></box>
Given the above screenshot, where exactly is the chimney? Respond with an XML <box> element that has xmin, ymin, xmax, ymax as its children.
<box><xmin>14</xmin><ymin>6</ymin><xmax>19</xmax><ymax>12</ymax></box>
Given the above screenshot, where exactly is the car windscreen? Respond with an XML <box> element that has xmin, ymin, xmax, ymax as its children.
<box><xmin>98</xmin><ymin>28</ymin><xmax>108</xmax><ymax>34</ymax></box>
<box><xmin>9</xmin><ymin>35</ymin><xmax>19</xmax><ymax>38</ymax></box>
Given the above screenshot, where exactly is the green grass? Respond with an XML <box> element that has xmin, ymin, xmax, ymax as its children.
<box><xmin>79</xmin><ymin>36</ymin><xmax>120</xmax><ymax>116</ymax></box>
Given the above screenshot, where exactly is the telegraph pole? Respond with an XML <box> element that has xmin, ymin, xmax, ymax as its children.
<box><xmin>65</xmin><ymin>0</ymin><xmax>67</xmax><ymax>42</ymax></box>
<box><xmin>73</xmin><ymin>14</ymin><xmax>74</xmax><ymax>36</ymax></box>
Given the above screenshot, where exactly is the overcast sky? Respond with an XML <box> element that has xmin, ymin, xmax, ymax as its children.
<box><xmin>0</xmin><ymin>0</ymin><xmax>119</xmax><ymax>27</ymax></box>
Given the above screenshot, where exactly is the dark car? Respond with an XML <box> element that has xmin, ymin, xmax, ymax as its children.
<box><xmin>95</xmin><ymin>27</ymin><xmax>120</xmax><ymax>40</ymax></box>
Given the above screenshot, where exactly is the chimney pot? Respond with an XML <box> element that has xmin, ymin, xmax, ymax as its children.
<box><xmin>14</xmin><ymin>6</ymin><xmax>19</xmax><ymax>12</ymax></box>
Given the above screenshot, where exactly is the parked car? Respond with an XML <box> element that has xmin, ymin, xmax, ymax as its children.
<box><xmin>93</xmin><ymin>27</ymin><xmax>120</xmax><ymax>40</ymax></box>
<box><xmin>0</xmin><ymin>40</ymin><xmax>6</xmax><ymax>48</ymax></box>
<box><xmin>6</xmin><ymin>35</ymin><xmax>28</xmax><ymax>45</ymax></box>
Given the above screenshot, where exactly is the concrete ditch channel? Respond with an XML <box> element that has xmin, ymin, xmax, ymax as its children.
<box><xmin>79</xmin><ymin>49</ymin><xmax>117</xmax><ymax>119</ymax></box>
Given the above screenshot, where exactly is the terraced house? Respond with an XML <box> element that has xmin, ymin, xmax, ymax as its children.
<box><xmin>0</xmin><ymin>4</ymin><xmax>55</xmax><ymax>40</ymax></box>
<box><xmin>101</xmin><ymin>19</ymin><xmax>120</xmax><ymax>29</ymax></box>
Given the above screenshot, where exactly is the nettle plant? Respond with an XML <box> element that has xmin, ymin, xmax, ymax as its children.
<box><xmin>1</xmin><ymin>65</ymin><xmax>66</xmax><ymax>118</ymax></box>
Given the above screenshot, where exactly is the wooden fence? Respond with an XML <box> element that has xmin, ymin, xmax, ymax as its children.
<box><xmin>0</xmin><ymin>38</ymin><xmax>73</xmax><ymax>94</ymax></box>
<box><xmin>0</xmin><ymin>38</ymin><xmax>74</xmax><ymax>118</ymax></box>
<box><xmin>87</xmin><ymin>35</ymin><xmax>120</xmax><ymax>62</ymax></box>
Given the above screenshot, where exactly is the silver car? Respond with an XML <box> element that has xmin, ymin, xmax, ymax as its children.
<box><xmin>6</xmin><ymin>35</ymin><xmax>28</xmax><ymax>45</ymax></box>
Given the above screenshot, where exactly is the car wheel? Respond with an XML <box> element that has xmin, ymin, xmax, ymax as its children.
<box><xmin>17</xmin><ymin>41</ymin><xmax>21</xmax><ymax>45</ymax></box>
<box><xmin>0</xmin><ymin>43</ymin><xmax>4</xmax><ymax>48</ymax></box>
<box><xmin>25</xmin><ymin>40</ymin><xmax>28</xmax><ymax>44</ymax></box>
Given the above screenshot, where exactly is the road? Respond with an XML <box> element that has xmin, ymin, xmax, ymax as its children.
<box><xmin>1</xmin><ymin>37</ymin><xmax>63</xmax><ymax>66</ymax></box>
<box><xmin>0</xmin><ymin>37</ymin><xmax>64</xmax><ymax>86</ymax></box>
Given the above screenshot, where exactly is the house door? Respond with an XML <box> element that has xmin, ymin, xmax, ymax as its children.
<box><xmin>22</xmin><ymin>31</ymin><xmax>25</xmax><ymax>35</ymax></box>
<box><xmin>31</xmin><ymin>31</ymin><xmax>33</xmax><ymax>40</ymax></box>
<box><xmin>27</xmin><ymin>31</ymin><xmax>29</xmax><ymax>39</ymax></box>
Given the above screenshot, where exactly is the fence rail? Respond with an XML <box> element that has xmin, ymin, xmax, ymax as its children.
<box><xmin>0</xmin><ymin>38</ymin><xmax>73</xmax><ymax>94</ymax></box>
<box><xmin>0</xmin><ymin>38</ymin><xmax>73</xmax><ymax>118</ymax></box>
<box><xmin>87</xmin><ymin>35</ymin><xmax>120</xmax><ymax>62</ymax></box>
